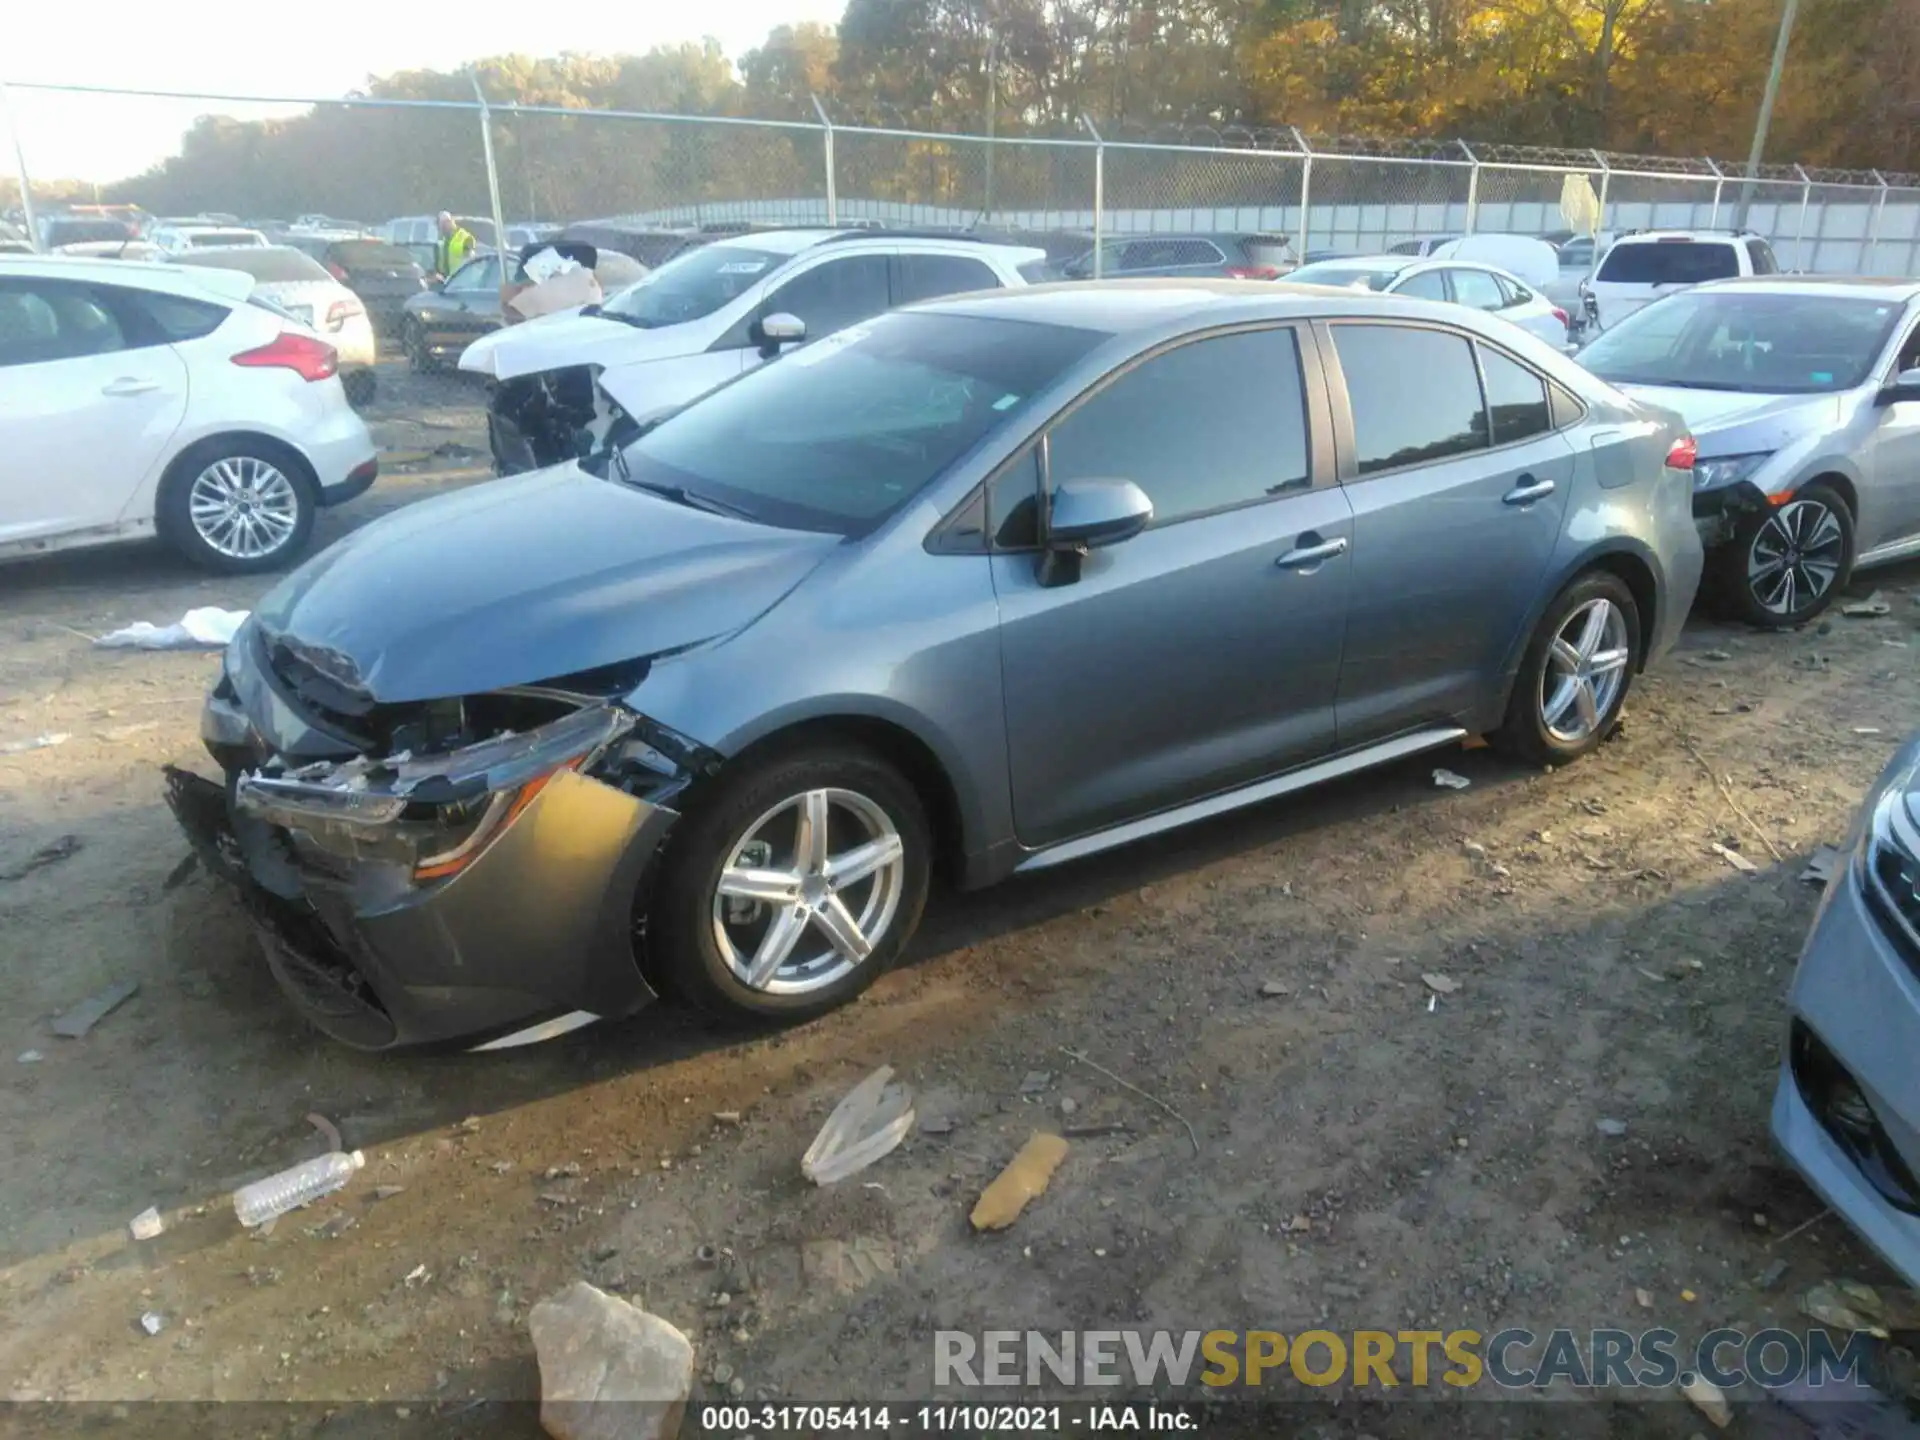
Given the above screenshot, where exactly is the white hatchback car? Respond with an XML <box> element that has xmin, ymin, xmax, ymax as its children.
<box><xmin>1284</xmin><ymin>254</ymin><xmax>1571</xmax><ymax>347</ymax></box>
<box><xmin>461</xmin><ymin>229</ymin><xmax>1047</xmax><ymax>473</ymax></box>
<box><xmin>0</xmin><ymin>256</ymin><xmax>378</xmax><ymax>572</ymax></box>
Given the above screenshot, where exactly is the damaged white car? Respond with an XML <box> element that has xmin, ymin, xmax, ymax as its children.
<box><xmin>459</xmin><ymin>228</ymin><xmax>1046</xmax><ymax>474</ymax></box>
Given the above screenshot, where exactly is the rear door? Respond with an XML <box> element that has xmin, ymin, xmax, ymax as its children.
<box><xmin>891</xmin><ymin>251</ymin><xmax>1005</xmax><ymax>304</ymax></box>
<box><xmin>1321</xmin><ymin>320</ymin><xmax>1575</xmax><ymax>745</ymax></box>
<box><xmin>437</xmin><ymin>256</ymin><xmax>504</xmax><ymax>342</ymax></box>
<box><xmin>0</xmin><ymin>276</ymin><xmax>190</xmax><ymax>543</ymax></box>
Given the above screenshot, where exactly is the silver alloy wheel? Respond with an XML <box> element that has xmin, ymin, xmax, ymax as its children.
<box><xmin>187</xmin><ymin>455</ymin><xmax>300</xmax><ymax>560</ymax></box>
<box><xmin>710</xmin><ymin>787</ymin><xmax>907</xmax><ymax>996</ymax></box>
<box><xmin>1748</xmin><ymin>498</ymin><xmax>1845</xmax><ymax>618</ymax></box>
<box><xmin>1539</xmin><ymin>597</ymin><xmax>1631</xmax><ymax>745</ymax></box>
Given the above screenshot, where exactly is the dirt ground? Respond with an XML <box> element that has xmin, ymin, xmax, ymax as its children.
<box><xmin>2</xmin><ymin>358</ymin><xmax>1918</xmax><ymax>1435</ymax></box>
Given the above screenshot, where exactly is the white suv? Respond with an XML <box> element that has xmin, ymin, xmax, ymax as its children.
<box><xmin>0</xmin><ymin>256</ymin><xmax>377</xmax><ymax>572</ymax></box>
<box><xmin>460</xmin><ymin>229</ymin><xmax>1047</xmax><ymax>474</ymax></box>
<box><xmin>1585</xmin><ymin>230</ymin><xmax>1780</xmax><ymax>331</ymax></box>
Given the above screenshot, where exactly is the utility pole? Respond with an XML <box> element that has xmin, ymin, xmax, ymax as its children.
<box><xmin>1737</xmin><ymin>0</ymin><xmax>1800</xmax><ymax>229</ymax></box>
<box><xmin>983</xmin><ymin>29</ymin><xmax>998</xmax><ymax>225</ymax></box>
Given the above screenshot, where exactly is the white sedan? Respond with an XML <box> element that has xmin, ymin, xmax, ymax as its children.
<box><xmin>168</xmin><ymin>246</ymin><xmax>378</xmax><ymax>371</ymax></box>
<box><xmin>0</xmin><ymin>255</ymin><xmax>377</xmax><ymax>572</ymax></box>
<box><xmin>1286</xmin><ymin>255</ymin><xmax>1571</xmax><ymax>348</ymax></box>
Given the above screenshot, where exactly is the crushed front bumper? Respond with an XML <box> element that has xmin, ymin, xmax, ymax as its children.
<box><xmin>169</xmin><ymin>672</ymin><xmax>689</xmax><ymax>1051</ymax></box>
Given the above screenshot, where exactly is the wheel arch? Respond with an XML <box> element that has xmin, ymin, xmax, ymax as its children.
<box><xmin>1498</xmin><ymin>540</ymin><xmax>1662</xmax><ymax>708</ymax></box>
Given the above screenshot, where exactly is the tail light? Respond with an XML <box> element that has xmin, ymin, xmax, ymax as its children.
<box><xmin>1225</xmin><ymin>265</ymin><xmax>1281</xmax><ymax>280</ymax></box>
<box><xmin>1551</xmin><ymin>306</ymin><xmax>1570</xmax><ymax>330</ymax></box>
<box><xmin>232</xmin><ymin>332</ymin><xmax>338</xmax><ymax>382</ymax></box>
<box><xmin>325</xmin><ymin>261</ymin><xmax>348</xmax><ymax>281</ymax></box>
<box><xmin>1664</xmin><ymin>436</ymin><xmax>1697</xmax><ymax>471</ymax></box>
<box><xmin>325</xmin><ymin>298</ymin><xmax>364</xmax><ymax>332</ymax></box>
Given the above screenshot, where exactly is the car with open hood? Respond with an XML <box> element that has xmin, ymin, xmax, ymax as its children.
<box><xmin>458</xmin><ymin>229</ymin><xmax>1046</xmax><ymax>476</ymax></box>
<box><xmin>168</xmin><ymin>280</ymin><xmax>1701</xmax><ymax>1052</ymax></box>
<box><xmin>1578</xmin><ymin>276</ymin><xmax>1920</xmax><ymax>627</ymax></box>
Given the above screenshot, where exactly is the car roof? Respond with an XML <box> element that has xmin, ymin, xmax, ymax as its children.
<box><xmin>917</xmin><ymin>276</ymin><xmax>1510</xmax><ymax>333</ymax></box>
<box><xmin>1610</xmin><ymin>230</ymin><xmax>1752</xmax><ymax>244</ymax></box>
<box><xmin>1299</xmin><ymin>254</ymin><xmax>1417</xmax><ymax>272</ymax></box>
<box><xmin>1695</xmin><ymin>275</ymin><xmax>1920</xmax><ymax>301</ymax></box>
<box><xmin>0</xmin><ymin>252</ymin><xmax>254</xmax><ymax>302</ymax></box>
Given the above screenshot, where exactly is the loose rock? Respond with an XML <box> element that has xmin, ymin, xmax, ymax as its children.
<box><xmin>1681</xmin><ymin>1374</ymin><xmax>1731</xmax><ymax>1428</ymax></box>
<box><xmin>128</xmin><ymin>1207</ymin><xmax>164</xmax><ymax>1241</ymax></box>
<box><xmin>1596</xmin><ymin>1118</ymin><xmax>1629</xmax><ymax>1137</ymax></box>
<box><xmin>529</xmin><ymin>1281</ymin><xmax>693</xmax><ymax>1440</ymax></box>
<box><xmin>1421</xmin><ymin>973</ymin><xmax>1461</xmax><ymax>996</ymax></box>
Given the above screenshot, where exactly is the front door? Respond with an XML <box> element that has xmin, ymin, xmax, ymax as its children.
<box><xmin>1322</xmin><ymin>321</ymin><xmax>1573</xmax><ymax>745</ymax></box>
<box><xmin>990</xmin><ymin>325</ymin><xmax>1353</xmax><ymax>848</ymax></box>
<box><xmin>1862</xmin><ymin>312</ymin><xmax>1920</xmax><ymax>554</ymax></box>
<box><xmin>0</xmin><ymin>276</ymin><xmax>188</xmax><ymax>545</ymax></box>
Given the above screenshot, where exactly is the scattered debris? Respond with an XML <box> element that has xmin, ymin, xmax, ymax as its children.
<box><xmin>95</xmin><ymin>607</ymin><xmax>250</xmax><ymax>650</ymax></box>
<box><xmin>1</xmin><ymin>732</ymin><xmax>70</xmax><ymax>755</ymax></box>
<box><xmin>1757</xmin><ymin>1258</ymin><xmax>1789</xmax><ymax>1291</ymax></box>
<box><xmin>128</xmin><ymin>1207</ymin><xmax>164</xmax><ymax>1242</ymax></box>
<box><xmin>17</xmin><ymin>1049</ymin><xmax>43</xmax><ymax>1064</ymax></box>
<box><xmin>918</xmin><ymin>1116</ymin><xmax>956</xmax><ymax>1136</ymax></box>
<box><xmin>404</xmin><ymin>1264</ymin><xmax>429</xmax><ymax>1287</ymax></box>
<box><xmin>1677</xmin><ymin>731</ymin><xmax>1786</xmax><ymax>862</ymax></box>
<box><xmin>800</xmin><ymin>1066</ymin><xmax>914</xmax><ymax>1186</ymax></box>
<box><xmin>1060</xmin><ymin>1045</ymin><xmax>1199</xmax><ymax>1156</ymax></box>
<box><xmin>1710</xmin><ymin>842</ymin><xmax>1759</xmax><ymax>874</ymax></box>
<box><xmin>0</xmin><ymin>834</ymin><xmax>81</xmax><ymax>882</ymax></box>
<box><xmin>1634</xmin><ymin>1288</ymin><xmax>1653</xmax><ymax>1309</ymax></box>
<box><xmin>1061</xmin><ymin>1123</ymin><xmax>1131</xmax><ymax>1138</ymax></box>
<box><xmin>1596</xmin><ymin>1118</ymin><xmax>1629</xmax><ymax>1137</ymax></box>
<box><xmin>544</xmin><ymin>1162</ymin><xmax>583</xmax><ymax>1180</ymax></box>
<box><xmin>971</xmin><ymin>1133</ymin><xmax>1070</xmax><ymax>1231</ymax></box>
<box><xmin>694</xmin><ymin>1244</ymin><xmax>718</xmax><ymax>1267</ymax></box>
<box><xmin>1854</xmin><ymin>726</ymin><xmax>1884</xmax><ymax>736</ymax></box>
<box><xmin>1421</xmin><ymin>973</ymin><xmax>1461</xmax><ymax>996</ymax></box>
<box><xmin>1018</xmin><ymin>1070</ymin><xmax>1052</xmax><ymax>1095</ymax></box>
<box><xmin>1259</xmin><ymin>980</ymin><xmax>1294</xmax><ymax>997</ymax></box>
<box><xmin>529</xmin><ymin>1281</ymin><xmax>693</xmax><ymax>1440</ymax></box>
<box><xmin>711</xmin><ymin>1111</ymin><xmax>743</xmax><ymax>1126</ymax></box>
<box><xmin>1681</xmin><ymin>1373</ymin><xmax>1732</xmax><ymax>1428</ymax></box>
<box><xmin>1842</xmin><ymin>592</ymin><xmax>1891</xmax><ymax>618</ymax></box>
<box><xmin>1801</xmin><ymin>1279</ymin><xmax>1920</xmax><ymax>1337</ymax></box>
<box><xmin>49</xmin><ymin>979</ymin><xmax>139</xmax><ymax>1038</ymax></box>
<box><xmin>1432</xmin><ymin>768</ymin><xmax>1472</xmax><ymax>790</ymax></box>
<box><xmin>801</xmin><ymin>1236</ymin><xmax>898</xmax><ymax>1295</ymax></box>
<box><xmin>139</xmin><ymin>1311</ymin><xmax>166</xmax><ymax>1338</ymax></box>
<box><xmin>1800</xmin><ymin>845</ymin><xmax>1843</xmax><ymax>887</ymax></box>
<box><xmin>1768</xmin><ymin>1207</ymin><xmax>1830</xmax><ymax>1250</ymax></box>
<box><xmin>232</xmin><ymin>1150</ymin><xmax>365</xmax><ymax>1228</ymax></box>
<box><xmin>307</xmin><ymin>1112</ymin><xmax>343</xmax><ymax>1152</ymax></box>
<box><xmin>1058</xmin><ymin>1096</ymin><xmax>1078</xmax><ymax>1116</ymax></box>
<box><xmin>161</xmin><ymin>853</ymin><xmax>198</xmax><ymax>891</ymax></box>
<box><xmin>1700</xmin><ymin>649</ymin><xmax>1734</xmax><ymax>662</ymax></box>
<box><xmin>454</xmin><ymin>1116</ymin><xmax>482</xmax><ymax>1135</ymax></box>
<box><xmin>372</xmin><ymin>1185</ymin><xmax>406</xmax><ymax>1201</ymax></box>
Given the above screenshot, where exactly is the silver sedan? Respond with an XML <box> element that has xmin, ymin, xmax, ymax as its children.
<box><xmin>1286</xmin><ymin>255</ymin><xmax>1572</xmax><ymax>348</ymax></box>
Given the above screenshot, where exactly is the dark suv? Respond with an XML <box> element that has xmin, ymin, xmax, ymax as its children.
<box><xmin>1063</xmin><ymin>232</ymin><xmax>1296</xmax><ymax>280</ymax></box>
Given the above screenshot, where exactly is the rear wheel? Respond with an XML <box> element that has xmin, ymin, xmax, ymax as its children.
<box><xmin>156</xmin><ymin>438</ymin><xmax>317</xmax><ymax>574</ymax></box>
<box><xmin>1493</xmin><ymin>571</ymin><xmax>1641</xmax><ymax>766</ymax></box>
<box><xmin>649</xmin><ymin>746</ymin><xmax>931</xmax><ymax>1023</ymax></box>
<box><xmin>404</xmin><ymin>318</ymin><xmax>439</xmax><ymax>373</ymax></box>
<box><xmin>1715</xmin><ymin>482</ymin><xmax>1853</xmax><ymax>629</ymax></box>
<box><xmin>341</xmin><ymin>368</ymin><xmax>377</xmax><ymax>408</ymax></box>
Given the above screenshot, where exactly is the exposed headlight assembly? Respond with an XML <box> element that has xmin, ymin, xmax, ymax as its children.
<box><xmin>1863</xmin><ymin>787</ymin><xmax>1920</xmax><ymax>972</ymax></box>
<box><xmin>1692</xmin><ymin>452</ymin><xmax>1773</xmax><ymax>490</ymax></box>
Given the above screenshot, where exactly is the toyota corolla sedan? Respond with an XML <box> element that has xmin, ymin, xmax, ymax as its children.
<box><xmin>1578</xmin><ymin>277</ymin><xmax>1920</xmax><ymax>628</ymax></box>
<box><xmin>167</xmin><ymin>281</ymin><xmax>1702</xmax><ymax>1051</ymax></box>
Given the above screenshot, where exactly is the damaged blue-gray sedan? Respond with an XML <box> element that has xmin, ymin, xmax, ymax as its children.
<box><xmin>168</xmin><ymin>281</ymin><xmax>1703</xmax><ymax>1050</ymax></box>
<box><xmin>1774</xmin><ymin>732</ymin><xmax>1920</xmax><ymax>1288</ymax></box>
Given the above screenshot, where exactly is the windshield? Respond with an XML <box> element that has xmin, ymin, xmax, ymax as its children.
<box><xmin>1287</xmin><ymin>262</ymin><xmax>1398</xmax><ymax>291</ymax></box>
<box><xmin>600</xmin><ymin>243</ymin><xmax>785</xmax><ymax>327</ymax></box>
<box><xmin>172</xmin><ymin>247</ymin><xmax>330</xmax><ymax>283</ymax></box>
<box><xmin>332</xmin><ymin>239</ymin><xmax>416</xmax><ymax>269</ymax></box>
<box><xmin>618</xmin><ymin>311</ymin><xmax>1104</xmax><ymax>536</ymax></box>
<box><xmin>1580</xmin><ymin>290</ymin><xmax>1903</xmax><ymax>394</ymax></box>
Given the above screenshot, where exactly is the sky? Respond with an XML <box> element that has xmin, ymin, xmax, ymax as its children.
<box><xmin>4</xmin><ymin>0</ymin><xmax>846</xmax><ymax>183</ymax></box>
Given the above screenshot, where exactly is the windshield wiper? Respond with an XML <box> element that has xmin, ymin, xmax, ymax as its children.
<box><xmin>594</xmin><ymin>310</ymin><xmax>654</xmax><ymax>329</ymax></box>
<box><xmin>616</xmin><ymin>471</ymin><xmax>752</xmax><ymax>519</ymax></box>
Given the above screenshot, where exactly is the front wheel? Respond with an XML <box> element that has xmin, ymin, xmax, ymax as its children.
<box><xmin>649</xmin><ymin>747</ymin><xmax>931</xmax><ymax>1023</ymax></box>
<box><xmin>1494</xmin><ymin>571</ymin><xmax>1641</xmax><ymax>766</ymax></box>
<box><xmin>404</xmin><ymin>318</ymin><xmax>438</xmax><ymax>373</ymax></box>
<box><xmin>1716</xmin><ymin>482</ymin><xmax>1854</xmax><ymax>629</ymax></box>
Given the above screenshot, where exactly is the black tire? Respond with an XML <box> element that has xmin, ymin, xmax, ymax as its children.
<box><xmin>341</xmin><ymin>368</ymin><xmax>377</xmax><ymax>408</ymax></box>
<box><xmin>1714</xmin><ymin>481</ymin><xmax>1855</xmax><ymax>630</ymax></box>
<box><xmin>649</xmin><ymin>745</ymin><xmax>932</xmax><ymax>1023</ymax></box>
<box><xmin>156</xmin><ymin>438</ymin><xmax>318</xmax><ymax>574</ymax></box>
<box><xmin>1493</xmin><ymin>570</ymin><xmax>1642</xmax><ymax>767</ymax></box>
<box><xmin>404</xmin><ymin>318</ymin><xmax>439</xmax><ymax>373</ymax></box>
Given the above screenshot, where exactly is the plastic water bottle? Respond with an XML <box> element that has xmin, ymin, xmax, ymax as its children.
<box><xmin>233</xmin><ymin>1150</ymin><xmax>365</xmax><ymax>1227</ymax></box>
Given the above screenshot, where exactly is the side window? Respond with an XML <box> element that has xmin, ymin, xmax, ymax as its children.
<box><xmin>127</xmin><ymin>290</ymin><xmax>228</xmax><ymax>343</ymax></box>
<box><xmin>1397</xmin><ymin>269</ymin><xmax>1449</xmax><ymax>301</ymax></box>
<box><xmin>1494</xmin><ymin>274</ymin><xmax>1533</xmax><ymax>308</ymax></box>
<box><xmin>1479</xmin><ymin>346</ymin><xmax>1552</xmax><ymax>445</ymax></box>
<box><xmin>1331</xmin><ymin>324</ymin><xmax>1488</xmax><ymax>476</ymax></box>
<box><xmin>1045</xmin><ymin>327</ymin><xmax>1312</xmax><ymax>525</ymax></box>
<box><xmin>0</xmin><ymin>280</ymin><xmax>129</xmax><ymax>368</ymax></box>
<box><xmin>1448</xmin><ymin>268</ymin><xmax>1507</xmax><ymax>312</ymax></box>
<box><xmin>764</xmin><ymin>255</ymin><xmax>891</xmax><ymax>338</ymax></box>
<box><xmin>1895</xmin><ymin>319</ymin><xmax>1920</xmax><ymax>374</ymax></box>
<box><xmin>1746</xmin><ymin>239</ymin><xmax>1780</xmax><ymax>276</ymax></box>
<box><xmin>894</xmin><ymin>253</ymin><xmax>1001</xmax><ymax>306</ymax></box>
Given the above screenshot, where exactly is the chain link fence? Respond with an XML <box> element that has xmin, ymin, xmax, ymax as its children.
<box><xmin>7</xmin><ymin>80</ymin><xmax>1920</xmax><ymax>277</ymax></box>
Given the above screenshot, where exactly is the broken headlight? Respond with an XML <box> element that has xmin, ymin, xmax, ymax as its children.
<box><xmin>1863</xmin><ymin>786</ymin><xmax>1920</xmax><ymax>972</ymax></box>
<box><xmin>236</xmin><ymin>703</ymin><xmax>636</xmax><ymax>884</ymax></box>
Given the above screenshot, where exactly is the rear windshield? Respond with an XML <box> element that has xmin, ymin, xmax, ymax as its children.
<box><xmin>1579</xmin><ymin>290</ymin><xmax>1902</xmax><ymax>394</ymax></box>
<box><xmin>1242</xmin><ymin>239</ymin><xmax>1295</xmax><ymax>269</ymax></box>
<box><xmin>1597</xmin><ymin>240</ymin><xmax>1740</xmax><ymax>285</ymax></box>
<box><xmin>1287</xmin><ymin>262</ymin><xmax>1398</xmax><ymax>291</ymax></box>
<box><xmin>331</xmin><ymin>240</ymin><xmax>415</xmax><ymax>268</ymax></box>
<box><xmin>600</xmin><ymin>243</ymin><xmax>785</xmax><ymax>327</ymax></box>
<box><xmin>617</xmin><ymin>311</ymin><xmax>1104</xmax><ymax>537</ymax></box>
<box><xmin>44</xmin><ymin>219</ymin><xmax>137</xmax><ymax>245</ymax></box>
<box><xmin>172</xmin><ymin>248</ymin><xmax>330</xmax><ymax>283</ymax></box>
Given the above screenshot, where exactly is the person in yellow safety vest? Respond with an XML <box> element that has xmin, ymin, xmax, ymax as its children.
<box><xmin>435</xmin><ymin>211</ymin><xmax>477</xmax><ymax>279</ymax></box>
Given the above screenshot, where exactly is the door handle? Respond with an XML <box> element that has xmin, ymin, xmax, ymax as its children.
<box><xmin>1275</xmin><ymin>535</ymin><xmax>1348</xmax><ymax>570</ymax></box>
<box><xmin>102</xmin><ymin>378</ymin><xmax>161</xmax><ymax>397</ymax></box>
<box><xmin>1503</xmin><ymin>475</ymin><xmax>1556</xmax><ymax>505</ymax></box>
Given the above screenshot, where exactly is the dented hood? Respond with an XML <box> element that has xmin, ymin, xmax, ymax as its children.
<box><xmin>457</xmin><ymin>308</ymin><xmax>703</xmax><ymax>381</ymax></box>
<box><xmin>251</xmin><ymin>464</ymin><xmax>839</xmax><ymax>704</ymax></box>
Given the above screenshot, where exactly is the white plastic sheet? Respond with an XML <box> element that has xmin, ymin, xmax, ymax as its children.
<box><xmin>94</xmin><ymin>607</ymin><xmax>249</xmax><ymax>651</ymax></box>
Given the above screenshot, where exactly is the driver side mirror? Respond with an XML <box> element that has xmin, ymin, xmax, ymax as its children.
<box><xmin>754</xmin><ymin>311</ymin><xmax>806</xmax><ymax>357</ymax></box>
<box><xmin>1036</xmin><ymin>478</ymin><xmax>1153</xmax><ymax>587</ymax></box>
<box><xmin>1877</xmin><ymin>366</ymin><xmax>1920</xmax><ymax>406</ymax></box>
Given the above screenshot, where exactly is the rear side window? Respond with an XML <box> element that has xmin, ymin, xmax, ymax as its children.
<box><xmin>1597</xmin><ymin>241</ymin><xmax>1740</xmax><ymax>285</ymax></box>
<box><xmin>0</xmin><ymin>279</ymin><xmax>129</xmax><ymax>367</ymax></box>
<box><xmin>1397</xmin><ymin>269</ymin><xmax>1449</xmax><ymax>301</ymax></box>
<box><xmin>894</xmin><ymin>253</ymin><xmax>1001</xmax><ymax>305</ymax></box>
<box><xmin>1447</xmin><ymin>268</ymin><xmax>1507</xmax><ymax>311</ymax></box>
<box><xmin>1118</xmin><ymin>238</ymin><xmax>1224</xmax><ymax>270</ymax></box>
<box><xmin>1495</xmin><ymin>274</ymin><xmax>1533</xmax><ymax>307</ymax></box>
<box><xmin>1046</xmin><ymin>327</ymin><xmax>1312</xmax><ymax>524</ymax></box>
<box><xmin>127</xmin><ymin>290</ymin><xmax>229</xmax><ymax>342</ymax></box>
<box><xmin>1746</xmin><ymin>239</ymin><xmax>1780</xmax><ymax>275</ymax></box>
<box><xmin>1331</xmin><ymin>324</ymin><xmax>1488</xmax><ymax>475</ymax></box>
<box><xmin>1479</xmin><ymin>347</ymin><xmax>1552</xmax><ymax>445</ymax></box>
